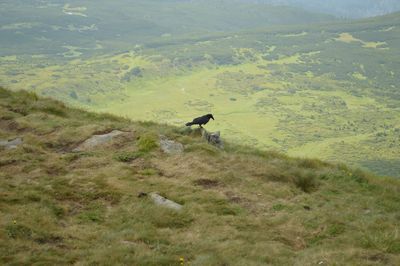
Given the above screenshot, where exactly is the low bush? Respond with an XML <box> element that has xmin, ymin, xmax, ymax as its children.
<box><xmin>137</xmin><ymin>133</ymin><xmax>158</xmax><ymax>153</ymax></box>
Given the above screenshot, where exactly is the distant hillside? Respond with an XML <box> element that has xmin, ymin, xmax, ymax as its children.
<box><xmin>0</xmin><ymin>0</ymin><xmax>335</xmax><ymax>56</ymax></box>
<box><xmin>251</xmin><ymin>0</ymin><xmax>400</xmax><ymax>18</ymax></box>
<box><xmin>1</xmin><ymin>87</ymin><xmax>400</xmax><ymax>265</ymax></box>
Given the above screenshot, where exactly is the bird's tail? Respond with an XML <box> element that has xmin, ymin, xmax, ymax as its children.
<box><xmin>185</xmin><ymin>122</ymin><xmax>194</xmax><ymax>126</ymax></box>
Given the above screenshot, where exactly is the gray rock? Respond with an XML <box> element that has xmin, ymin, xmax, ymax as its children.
<box><xmin>0</xmin><ymin>137</ymin><xmax>23</xmax><ymax>150</ymax></box>
<box><xmin>149</xmin><ymin>192</ymin><xmax>182</xmax><ymax>211</ymax></box>
<box><xmin>160</xmin><ymin>137</ymin><xmax>184</xmax><ymax>154</ymax></box>
<box><xmin>201</xmin><ymin>129</ymin><xmax>224</xmax><ymax>148</ymax></box>
<box><xmin>73</xmin><ymin>130</ymin><xmax>124</xmax><ymax>152</ymax></box>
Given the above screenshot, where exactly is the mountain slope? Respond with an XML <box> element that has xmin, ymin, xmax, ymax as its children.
<box><xmin>1</xmin><ymin>88</ymin><xmax>399</xmax><ymax>265</ymax></box>
<box><xmin>0</xmin><ymin>0</ymin><xmax>335</xmax><ymax>56</ymax></box>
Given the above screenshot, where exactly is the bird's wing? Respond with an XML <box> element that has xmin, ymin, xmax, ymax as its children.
<box><xmin>192</xmin><ymin>116</ymin><xmax>204</xmax><ymax>124</ymax></box>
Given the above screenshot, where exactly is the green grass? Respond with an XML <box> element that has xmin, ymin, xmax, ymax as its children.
<box><xmin>137</xmin><ymin>133</ymin><xmax>159</xmax><ymax>153</ymax></box>
<box><xmin>1</xmin><ymin>88</ymin><xmax>399</xmax><ymax>265</ymax></box>
<box><xmin>114</xmin><ymin>151</ymin><xmax>145</xmax><ymax>162</ymax></box>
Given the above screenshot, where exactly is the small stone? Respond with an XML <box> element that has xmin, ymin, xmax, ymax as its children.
<box><xmin>0</xmin><ymin>137</ymin><xmax>23</xmax><ymax>150</ymax></box>
<box><xmin>149</xmin><ymin>192</ymin><xmax>182</xmax><ymax>211</ymax></box>
<box><xmin>201</xmin><ymin>129</ymin><xmax>223</xmax><ymax>148</ymax></box>
<box><xmin>160</xmin><ymin>137</ymin><xmax>184</xmax><ymax>154</ymax></box>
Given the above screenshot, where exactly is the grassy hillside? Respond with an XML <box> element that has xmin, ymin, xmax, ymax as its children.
<box><xmin>2</xmin><ymin>12</ymin><xmax>399</xmax><ymax>177</ymax></box>
<box><xmin>1</xmin><ymin>88</ymin><xmax>399</xmax><ymax>265</ymax></box>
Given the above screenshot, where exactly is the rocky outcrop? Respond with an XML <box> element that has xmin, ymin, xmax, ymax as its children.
<box><xmin>201</xmin><ymin>129</ymin><xmax>223</xmax><ymax>148</ymax></box>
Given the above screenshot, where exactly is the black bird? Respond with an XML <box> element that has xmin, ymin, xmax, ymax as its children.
<box><xmin>185</xmin><ymin>114</ymin><xmax>214</xmax><ymax>128</ymax></box>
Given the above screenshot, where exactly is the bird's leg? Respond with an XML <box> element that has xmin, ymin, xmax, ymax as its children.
<box><xmin>199</xmin><ymin>125</ymin><xmax>203</xmax><ymax>128</ymax></box>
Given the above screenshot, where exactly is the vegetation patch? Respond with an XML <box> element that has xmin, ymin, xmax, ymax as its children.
<box><xmin>114</xmin><ymin>151</ymin><xmax>144</xmax><ymax>162</ymax></box>
<box><xmin>293</xmin><ymin>171</ymin><xmax>319</xmax><ymax>193</ymax></box>
<box><xmin>137</xmin><ymin>133</ymin><xmax>158</xmax><ymax>153</ymax></box>
<box><xmin>6</xmin><ymin>224</ymin><xmax>33</xmax><ymax>239</ymax></box>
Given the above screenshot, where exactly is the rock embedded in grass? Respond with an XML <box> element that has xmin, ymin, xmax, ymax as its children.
<box><xmin>159</xmin><ymin>137</ymin><xmax>184</xmax><ymax>154</ymax></box>
<box><xmin>0</xmin><ymin>137</ymin><xmax>23</xmax><ymax>150</ymax></box>
<box><xmin>149</xmin><ymin>193</ymin><xmax>183</xmax><ymax>211</ymax></box>
<box><xmin>73</xmin><ymin>130</ymin><xmax>124</xmax><ymax>152</ymax></box>
<box><xmin>201</xmin><ymin>129</ymin><xmax>224</xmax><ymax>149</ymax></box>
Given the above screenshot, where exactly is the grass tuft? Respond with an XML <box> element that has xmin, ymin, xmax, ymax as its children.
<box><xmin>293</xmin><ymin>171</ymin><xmax>319</xmax><ymax>193</ymax></box>
<box><xmin>114</xmin><ymin>151</ymin><xmax>144</xmax><ymax>162</ymax></box>
<box><xmin>137</xmin><ymin>133</ymin><xmax>159</xmax><ymax>153</ymax></box>
<box><xmin>6</xmin><ymin>224</ymin><xmax>33</xmax><ymax>239</ymax></box>
<box><xmin>78</xmin><ymin>203</ymin><xmax>106</xmax><ymax>223</ymax></box>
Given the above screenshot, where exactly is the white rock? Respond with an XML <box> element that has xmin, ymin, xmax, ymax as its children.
<box><xmin>0</xmin><ymin>137</ymin><xmax>23</xmax><ymax>150</ymax></box>
<box><xmin>160</xmin><ymin>138</ymin><xmax>184</xmax><ymax>154</ymax></box>
<box><xmin>149</xmin><ymin>192</ymin><xmax>182</xmax><ymax>211</ymax></box>
<box><xmin>73</xmin><ymin>130</ymin><xmax>124</xmax><ymax>151</ymax></box>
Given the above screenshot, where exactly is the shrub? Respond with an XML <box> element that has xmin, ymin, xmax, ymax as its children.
<box><xmin>138</xmin><ymin>133</ymin><xmax>158</xmax><ymax>152</ymax></box>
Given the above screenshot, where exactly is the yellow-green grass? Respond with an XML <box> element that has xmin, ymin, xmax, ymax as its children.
<box><xmin>1</xmin><ymin>87</ymin><xmax>400</xmax><ymax>265</ymax></box>
<box><xmin>89</xmin><ymin>60</ymin><xmax>397</xmax><ymax>165</ymax></box>
<box><xmin>335</xmin><ymin>32</ymin><xmax>388</xmax><ymax>49</ymax></box>
<box><xmin>94</xmin><ymin>63</ymin><xmax>283</xmax><ymax>148</ymax></box>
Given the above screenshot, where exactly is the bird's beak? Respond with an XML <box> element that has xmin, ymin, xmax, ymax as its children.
<box><xmin>212</xmin><ymin>116</ymin><xmax>215</xmax><ymax>120</ymax></box>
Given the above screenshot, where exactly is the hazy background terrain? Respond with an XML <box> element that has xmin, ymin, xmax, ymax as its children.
<box><xmin>254</xmin><ymin>0</ymin><xmax>400</xmax><ymax>18</ymax></box>
<box><xmin>1</xmin><ymin>0</ymin><xmax>399</xmax><ymax>177</ymax></box>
